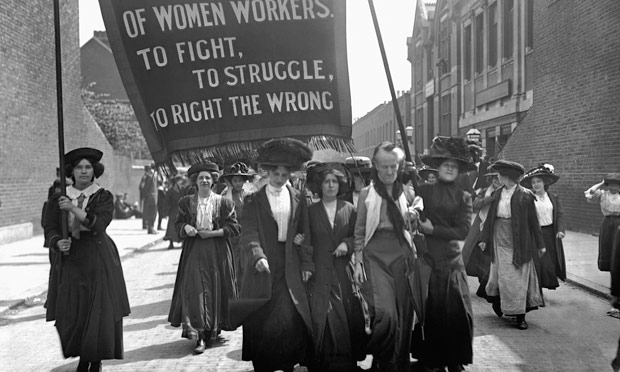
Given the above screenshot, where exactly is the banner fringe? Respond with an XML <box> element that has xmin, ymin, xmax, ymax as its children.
<box><xmin>154</xmin><ymin>136</ymin><xmax>356</xmax><ymax>176</ymax></box>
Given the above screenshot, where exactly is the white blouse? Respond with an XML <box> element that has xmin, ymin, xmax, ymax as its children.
<box><xmin>497</xmin><ymin>184</ymin><xmax>517</xmax><ymax>218</ymax></box>
<box><xmin>196</xmin><ymin>193</ymin><xmax>221</xmax><ymax>231</ymax></box>
<box><xmin>534</xmin><ymin>192</ymin><xmax>554</xmax><ymax>226</ymax></box>
<box><xmin>66</xmin><ymin>183</ymin><xmax>101</xmax><ymax>231</ymax></box>
<box><xmin>266</xmin><ymin>184</ymin><xmax>291</xmax><ymax>242</ymax></box>
<box><xmin>322</xmin><ymin>199</ymin><xmax>337</xmax><ymax>228</ymax></box>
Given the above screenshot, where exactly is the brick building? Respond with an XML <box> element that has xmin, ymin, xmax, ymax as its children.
<box><xmin>0</xmin><ymin>1</ymin><xmax>135</xmax><ymax>243</ymax></box>
<box><xmin>409</xmin><ymin>0</ymin><xmax>534</xmax><ymax>159</ymax></box>
<box><xmin>351</xmin><ymin>92</ymin><xmax>412</xmax><ymax>158</ymax></box>
<box><xmin>502</xmin><ymin>0</ymin><xmax>620</xmax><ymax>234</ymax></box>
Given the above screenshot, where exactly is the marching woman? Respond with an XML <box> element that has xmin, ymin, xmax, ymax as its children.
<box><xmin>418</xmin><ymin>166</ymin><xmax>439</xmax><ymax>185</ymax></box>
<box><xmin>236</xmin><ymin>138</ymin><xmax>314</xmax><ymax>372</ymax></box>
<box><xmin>163</xmin><ymin>174</ymin><xmax>184</xmax><ymax>249</ymax></box>
<box><xmin>44</xmin><ymin>148</ymin><xmax>130</xmax><ymax>372</ymax></box>
<box><xmin>352</xmin><ymin>142</ymin><xmax>419</xmax><ymax>372</ymax></box>
<box><xmin>585</xmin><ymin>174</ymin><xmax>620</xmax><ymax>273</ymax></box>
<box><xmin>305</xmin><ymin>163</ymin><xmax>365</xmax><ymax>372</ymax></box>
<box><xmin>168</xmin><ymin>161</ymin><xmax>240</xmax><ymax>354</ymax></box>
<box><xmin>520</xmin><ymin>164</ymin><xmax>566</xmax><ymax>299</ymax></box>
<box><xmin>479</xmin><ymin>160</ymin><xmax>545</xmax><ymax>330</ymax></box>
<box><xmin>412</xmin><ymin>137</ymin><xmax>475</xmax><ymax>372</ymax></box>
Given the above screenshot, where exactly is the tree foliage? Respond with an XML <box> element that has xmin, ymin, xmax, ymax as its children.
<box><xmin>82</xmin><ymin>87</ymin><xmax>150</xmax><ymax>159</ymax></box>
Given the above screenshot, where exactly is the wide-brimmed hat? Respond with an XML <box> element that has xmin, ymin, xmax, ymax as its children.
<box><xmin>187</xmin><ymin>161</ymin><xmax>219</xmax><ymax>177</ymax></box>
<box><xmin>305</xmin><ymin>162</ymin><xmax>352</xmax><ymax>196</ymax></box>
<box><xmin>485</xmin><ymin>172</ymin><xmax>499</xmax><ymax>178</ymax></box>
<box><xmin>64</xmin><ymin>147</ymin><xmax>103</xmax><ymax>165</ymax></box>
<box><xmin>255</xmin><ymin>138</ymin><xmax>313</xmax><ymax>171</ymax></box>
<box><xmin>221</xmin><ymin>162</ymin><xmax>253</xmax><ymax>181</ymax></box>
<box><xmin>488</xmin><ymin>159</ymin><xmax>524</xmax><ymax>182</ymax></box>
<box><xmin>421</xmin><ymin>136</ymin><xmax>477</xmax><ymax>172</ymax></box>
<box><xmin>520</xmin><ymin>163</ymin><xmax>559</xmax><ymax>188</ymax></box>
<box><xmin>418</xmin><ymin>166</ymin><xmax>439</xmax><ymax>180</ymax></box>
<box><xmin>604</xmin><ymin>173</ymin><xmax>620</xmax><ymax>186</ymax></box>
<box><xmin>344</xmin><ymin>156</ymin><xmax>373</xmax><ymax>174</ymax></box>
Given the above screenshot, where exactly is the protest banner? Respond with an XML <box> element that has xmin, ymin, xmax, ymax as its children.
<box><xmin>99</xmin><ymin>0</ymin><xmax>353</xmax><ymax>170</ymax></box>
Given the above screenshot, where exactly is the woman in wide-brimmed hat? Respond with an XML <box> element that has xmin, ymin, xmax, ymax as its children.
<box><xmin>305</xmin><ymin>162</ymin><xmax>367</xmax><ymax>371</ymax></box>
<box><xmin>168</xmin><ymin>161</ymin><xmax>240</xmax><ymax>354</ymax></box>
<box><xmin>418</xmin><ymin>166</ymin><xmax>439</xmax><ymax>184</ymax></box>
<box><xmin>343</xmin><ymin>156</ymin><xmax>373</xmax><ymax>208</ymax></box>
<box><xmin>44</xmin><ymin>147</ymin><xmax>130</xmax><ymax>372</ymax></box>
<box><xmin>235</xmin><ymin>138</ymin><xmax>314</xmax><ymax>372</ymax></box>
<box><xmin>521</xmin><ymin>164</ymin><xmax>566</xmax><ymax>298</ymax></box>
<box><xmin>479</xmin><ymin>160</ymin><xmax>545</xmax><ymax>331</ymax></box>
<box><xmin>462</xmin><ymin>171</ymin><xmax>501</xmax><ymax>298</ymax></box>
<box><xmin>411</xmin><ymin>136</ymin><xmax>475</xmax><ymax>372</ymax></box>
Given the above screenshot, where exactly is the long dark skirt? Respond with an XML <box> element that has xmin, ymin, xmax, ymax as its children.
<box><xmin>53</xmin><ymin>234</ymin><xmax>124</xmax><ymax>361</ymax></box>
<box><xmin>168</xmin><ymin>236</ymin><xmax>237</xmax><ymax>339</ymax></box>
<box><xmin>533</xmin><ymin>225</ymin><xmax>560</xmax><ymax>289</ymax></box>
<box><xmin>242</xmin><ymin>242</ymin><xmax>309</xmax><ymax>371</ymax></box>
<box><xmin>598</xmin><ymin>216</ymin><xmax>620</xmax><ymax>272</ymax></box>
<box><xmin>361</xmin><ymin>231</ymin><xmax>414</xmax><ymax>372</ymax></box>
<box><xmin>411</xmin><ymin>248</ymin><xmax>473</xmax><ymax>367</ymax></box>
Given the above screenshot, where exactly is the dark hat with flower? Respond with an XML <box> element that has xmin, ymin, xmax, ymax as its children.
<box><xmin>604</xmin><ymin>173</ymin><xmax>620</xmax><ymax>186</ymax></box>
<box><xmin>64</xmin><ymin>147</ymin><xmax>103</xmax><ymax>165</ymax></box>
<box><xmin>418</xmin><ymin>166</ymin><xmax>439</xmax><ymax>180</ymax></box>
<box><xmin>421</xmin><ymin>136</ymin><xmax>477</xmax><ymax>172</ymax></box>
<box><xmin>520</xmin><ymin>163</ymin><xmax>560</xmax><ymax>188</ymax></box>
<box><xmin>221</xmin><ymin>162</ymin><xmax>254</xmax><ymax>181</ymax></box>
<box><xmin>255</xmin><ymin>137</ymin><xmax>313</xmax><ymax>171</ymax></box>
<box><xmin>305</xmin><ymin>162</ymin><xmax>352</xmax><ymax>196</ymax></box>
<box><xmin>488</xmin><ymin>159</ymin><xmax>524</xmax><ymax>182</ymax></box>
<box><xmin>187</xmin><ymin>161</ymin><xmax>219</xmax><ymax>177</ymax></box>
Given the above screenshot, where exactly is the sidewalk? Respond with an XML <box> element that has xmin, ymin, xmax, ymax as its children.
<box><xmin>0</xmin><ymin>218</ymin><xmax>164</xmax><ymax>314</ymax></box>
<box><xmin>563</xmin><ymin>230</ymin><xmax>611</xmax><ymax>299</ymax></box>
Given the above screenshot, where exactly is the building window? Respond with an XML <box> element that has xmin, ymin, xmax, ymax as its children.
<box><xmin>475</xmin><ymin>13</ymin><xmax>484</xmax><ymax>75</ymax></box>
<box><xmin>464</xmin><ymin>24</ymin><xmax>472</xmax><ymax>81</ymax></box>
<box><xmin>427</xmin><ymin>49</ymin><xmax>435</xmax><ymax>80</ymax></box>
<box><xmin>440</xmin><ymin>94</ymin><xmax>451</xmax><ymax>135</ymax></box>
<box><xmin>415</xmin><ymin>45</ymin><xmax>424</xmax><ymax>91</ymax></box>
<box><xmin>488</xmin><ymin>2</ymin><xmax>498</xmax><ymax>68</ymax></box>
<box><xmin>439</xmin><ymin>20</ymin><xmax>450</xmax><ymax>75</ymax></box>
<box><xmin>503</xmin><ymin>0</ymin><xmax>514</xmax><ymax>60</ymax></box>
<box><xmin>526</xmin><ymin>0</ymin><xmax>534</xmax><ymax>50</ymax></box>
<box><xmin>485</xmin><ymin>127</ymin><xmax>496</xmax><ymax>159</ymax></box>
<box><xmin>497</xmin><ymin>124</ymin><xmax>512</xmax><ymax>152</ymax></box>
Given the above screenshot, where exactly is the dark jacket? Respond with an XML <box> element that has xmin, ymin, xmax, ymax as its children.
<box><xmin>547</xmin><ymin>191</ymin><xmax>566</xmax><ymax>280</ymax></box>
<box><xmin>231</xmin><ymin>185</ymin><xmax>313</xmax><ymax>331</ymax></box>
<box><xmin>480</xmin><ymin>185</ymin><xmax>545</xmax><ymax>268</ymax></box>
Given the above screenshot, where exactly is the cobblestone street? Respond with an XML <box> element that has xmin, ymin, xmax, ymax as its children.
<box><xmin>0</xmin><ymin>240</ymin><xmax>617</xmax><ymax>372</ymax></box>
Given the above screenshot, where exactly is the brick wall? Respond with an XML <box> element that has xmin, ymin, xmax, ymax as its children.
<box><xmin>0</xmin><ymin>1</ymin><xmax>135</xmax><ymax>240</ymax></box>
<box><xmin>502</xmin><ymin>0</ymin><xmax>620</xmax><ymax>234</ymax></box>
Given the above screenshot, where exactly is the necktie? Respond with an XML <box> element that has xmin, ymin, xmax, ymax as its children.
<box><xmin>72</xmin><ymin>194</ymin><xmax>85</xmax><ymax>239</ymax></box>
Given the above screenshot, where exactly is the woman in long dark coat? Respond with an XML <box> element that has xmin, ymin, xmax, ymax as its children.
<box><xmin>168</xmin><ymin>162</ymin><xmax>240</xmax><ymax>354</ymax></box>
<box><xmin>479</xmin><ymin>160</ymin><xmax>545</xmax><ymax>330</ymax></box>
<box><xmin>520</xmin><ymin>164</ymin><xmax>566</xmax><ymax>298</ymax></box>
<box><xmin>412</xmin><ymin>137</ymin><xmax>474</xmax><ymax>372</ymax></box>
<box><xmin>235</xmin><ymin>138</ymin><xmax>314</xmax><ymax>372</ymax></box>
<box><xmin>306</xmin><ymin>163</ymin><xmax>365</xmax><ymax>371</ymax></box>
<box><xmin>44</xmin><ymin>147</ymin><xmax>130</xmax><ymax>372</ymax></box>
<box><xmin>164</xmin><ymin>175</ymin><xmax>183</xmax><ymax>249</ymax></box>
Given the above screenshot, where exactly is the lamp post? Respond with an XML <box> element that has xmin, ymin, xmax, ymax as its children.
<box><xmin>466</xmin><ymin>128</ymin><xmax>481</xmax><ymax>144</ymax></box>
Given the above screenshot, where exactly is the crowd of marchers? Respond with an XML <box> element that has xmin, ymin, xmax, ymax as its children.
<box><xmin>41</xmin><ymin>136</ymin><xmax>620</xmax><ymax>372</ymax></box>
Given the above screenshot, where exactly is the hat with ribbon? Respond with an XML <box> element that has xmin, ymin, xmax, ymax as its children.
<box><xmin>255</xmin><ymin>137</ymin><xmax>313</xmax><ymax>171</ymax></box>
<box><xmin>344</xmin><ymin>156</ymin><xmax>373</xmax><ymax>174</ymax></box>
<box><xmin>421</xmin><ymin>136</ymin><xmax>477</xmax><ymax>172</ymax></box>
<box><xmin>221</xmin><ymin>162</ymin><xmax>254</xmax><ymax>181</ymax></box>
<box><xmin>305</xmin><ymin>162</ymin><xmax>352</xmax><ymax>196</ymax></box>
<box><xmin>187</xmin><ymin>161</ymin><xmax>219</xmax><ymax>177</ymax></box>
<box><xmin>520</xmin><ymin>163</ymin><xmax>560</xmax><ymax>188</ymax></box>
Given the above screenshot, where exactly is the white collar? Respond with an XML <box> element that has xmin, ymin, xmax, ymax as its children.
<box><xmin>266</xmin><ymin>184</ymin><xmax>285</xmax><ymax>195</ymax></box>
<box><xmin>67</xmin><ymin>183</ymin><xmax>101</xmax><ymax>199</ymax></box>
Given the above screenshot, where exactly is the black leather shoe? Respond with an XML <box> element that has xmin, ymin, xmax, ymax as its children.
<box><xmin>148</xmin><ymin>229</ymin><xmax>158</xmax><ymax>234</ymax></box>
<box><xmin>90</xmin><ymin>361</ymin><xmax>102</xmax><ymax>372</ymax></box>
<box><xmin>516</xmin><ymin>316</ymin><xmax>528</xmax><ymax>330</ymax></box>
<box><xmin>77</xmin><ymin>360</ymin><xmax>89</xmax><ymax>372</ymax></box>
<box><xmin>492</xmin><ymin>302</ymin><xmax>503</xmax><ymax>317</ymax></box>
<box><xmin>448</xmin><ymin>364</ymin><xmax>465</xmax><ymax>372</ymax></box>
<box><xmin>194</xmin><ymin>339</ymin><xmax>206</xmax><ymax>354</ymax></box>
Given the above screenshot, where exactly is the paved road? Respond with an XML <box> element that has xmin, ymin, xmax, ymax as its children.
<box><xmin>0</xmin><ymin>241</ymin><xmax>617</xmax><ymax>372</ymax></box>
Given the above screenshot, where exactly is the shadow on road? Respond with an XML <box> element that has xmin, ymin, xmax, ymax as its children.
<box><xmin>124</xmin><ymin>318</ymin><xmax>168</xmax><ymax>332</ymax></box>
<box><xmin>146</xmin><ymin>283</ymin><xmax>175</xmax><ymax>291</ymax></box>
<box><xmin>128</xmin><ymin>299</ymin><xmax>171</xmax><ymax>319</ymax></box>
